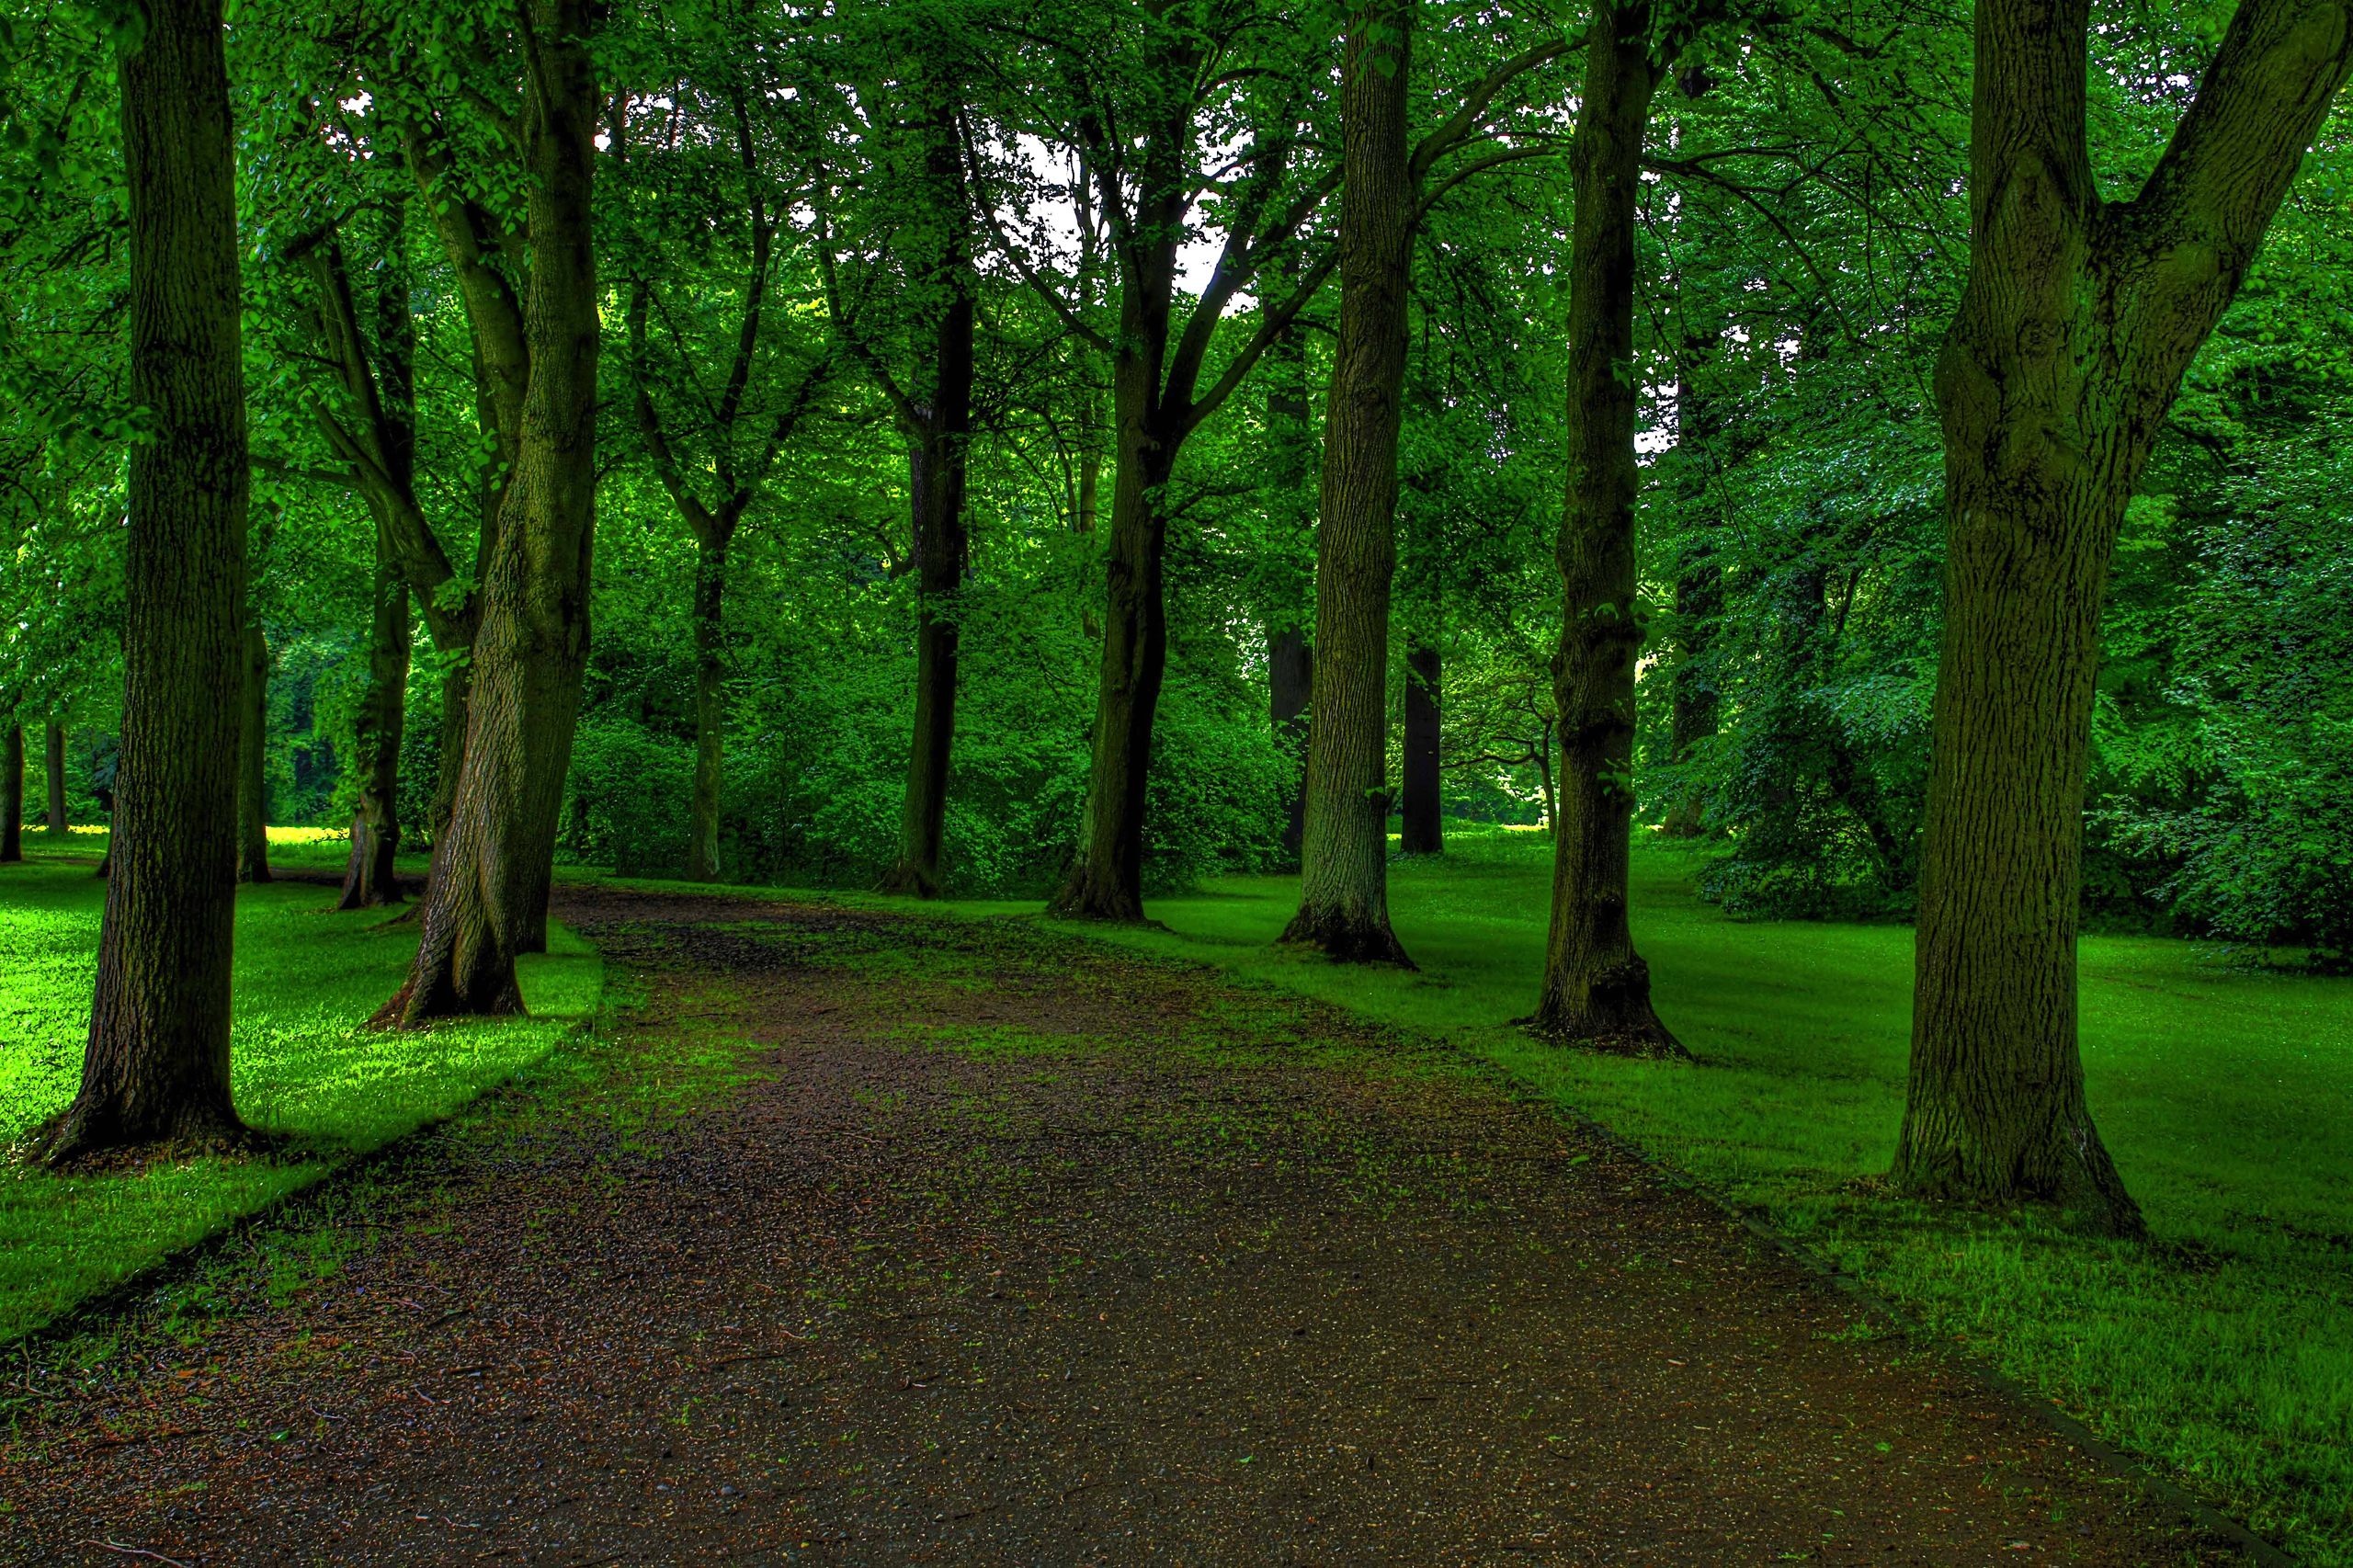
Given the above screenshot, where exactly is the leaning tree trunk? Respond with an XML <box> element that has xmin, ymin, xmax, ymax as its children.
<box><xmin>1892</xmin><ymin>0</ymin><xmax>2353</xmax><ymax>1234</ymax></box>
<box><xmin>44</xmin><ymin>719</ymin><xmax>66</xmax><ymax>833</ymax></box>
<box><xmin>235</xmin><ymin>620</ymin><xmax>272</xmax><ymax>884</ymax></box>
<box><xmin>378</xmin><ymin>0</ymin><xmax>599</xmax><ymax>1026</ymax></box>
<box><xmin>1282</xmin><ymin>0</ymin><xmax>1415</xmax><ymax>965</ymax></box>
<box><xmin>2</xmin><ymin>722</ymin><xmax>22</xmax><ymax>863</ymax></box>
<box><xmin>1401</xmin><ymin>640</ymin><xmax>1442</xmax><ymax>854</ymax></box>
<box><xmin>1534</xmin><ymin>0</ymin><xmax>1680</xmax><ymax>1053</ymax></box>
<box><xmin>43</xmin><ymin>0</ymin><xmax>249</xmax><ymax>1159</ymax></box>
<box><xmin>340</xmin><ymin>517</ymin><xmax>411</xmax><ymax>909</ymax></box>
<box><xmin>686</xmin><ymin>533</ymin><xmax>729</xmax><ymax>882</ymax></box>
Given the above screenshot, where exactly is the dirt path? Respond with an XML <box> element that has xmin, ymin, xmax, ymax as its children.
<box><xmin>3</xmin><ymin>889</ymin><xmax>2236</xmax><ymax>1566</ymax></box>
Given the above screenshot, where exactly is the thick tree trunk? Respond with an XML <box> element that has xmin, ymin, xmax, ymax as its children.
<box><xmin>378</xmin><ymin>1</ymin><xmax>599</xmax><ymax>1025</ymax></box>
<box><xmin>340</xmin><ymin>518</ymin><xmax>411</xmax><ymax>910</ymax></box>
<box><xmin>1051</xmin><ymin>423</ymin><xmax>1174</xmax><ymax>920</ymax></box>
<box><xmin>235</xmin><ymin>620</ymin><xmax>271</xmax><ymax>884</ymax></box>
<box><xmin>44</xmin><ymin>0</ymin><xmax>249</xmax><ymax>1159</ymax></box>
<box><xmin>1534</xmin><ymin>1</ymin><xmax>1680</xmax><ymax>1053</ymax></box>
<box><xmin>687</xmin><ymin>534</ymin><xmax>728</xmax><ymax>882</ymax></box>
<box><xmin>1893</xmin><ymin>0</ymin><xmax>2353</xmax><ymax>1233</ymax></box>
<box><xmin>1401</xmin><ymin>641</ymin><xmax>1442</xmax><ymax>854</ymax></box>
<box><xmin>44</xmin><ymin>719</ymin><xmax>66</xmax><ymax>833</ymax></box>
<box><xmin>1269</xmin><ymin>629</ymin><xmax>1312</xmax><ymax>864</ymax></box>
<box><xmin>1281</xmin><ymin>0</ymin><xmax>1415</xmax><ymax>966</ymax></box>
<box><xmin>881</xmin><ymin>99</ymin><xmax>977</xmax><ymax>899</ymax></box>
<box><xmin>2</xmin><ymin>722</ymin><xmax>22</xmax><ymax>863</ymax></box>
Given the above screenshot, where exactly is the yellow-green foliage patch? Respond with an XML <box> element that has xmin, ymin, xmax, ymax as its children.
<box><xmin>0</xmin><ymin>849</ymin><xmax>600</xmax><ymax>1343</ymax></box>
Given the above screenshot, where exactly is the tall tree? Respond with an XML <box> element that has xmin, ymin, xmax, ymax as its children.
<box><xmin>1533</xmin><ymin>0</ymin><xmax>1701</xmax><ymax>1052</ymax></box>
<box><xmin>1894</xmin><ymin>0</ymin><xmax>2353</xmax><ymax>1233</ymax></box>
<box><xmin>2</xmin><ymin>721</ymin><xmax>21</xmax><ymax>862</ymax></box>
<box><xmin>43</xmin><ymin>718</ymin><xmax>66</xmax><ymax>833</ymax></box>
<box><xmin>341</xmin><ymin>514</ymin><xmax>411</xmax><ymax>908</ymax></box>
<box><xmin>1283</xmin><ymin>0</ymin><xmax>1418</xmax><ymax>961</ymax></box>
<box><xmin>234</xmin><ymin>622</ymin><xmax>271</xmax><ymax>883</ymax></box>
<box><xmin>377</xmin><ymin>0</ymin><xmax>602</xmax><ymax>1025</ymax></box>
<box><xmin>1400</xmin><ymin>639</ymin><xmax>1442</xmax><ymax>853</ymax></box>
<box><xmin>43</xmin><ymin>0</ymin><xmax>251</xmax><ymax>1158</ymax></box>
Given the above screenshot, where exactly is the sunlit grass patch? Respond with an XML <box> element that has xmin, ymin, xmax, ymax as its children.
<box><xmin>0</xmin><ymin>858</ymin><xmax>600</xmax><ymax>1343</ymax></box>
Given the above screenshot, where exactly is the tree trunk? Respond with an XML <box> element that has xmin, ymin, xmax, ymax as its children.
<box><xmin>687</xmin><ymin>532</ymin><xmax>728</xmax><ymax>882</ymax></box>
<box><xmin>43</xmin><ymin>0</ymin><xmax>249</xmax><ymax>1159</ymax></box>
<box><xmin>2</xmin><ymin>722</ymin><xmax>22</xmax><ymax>863</ymax></box>
<box><xmin>1893</xmin><ymin>0</ymin><xmax>2353</xmax><ymax>1233</ymax></box>
<box><xmin>235</xmin><ymin>620</ymin><xmax>271</xmax><ymax>884</ymax></box>
<box><xmin>1280</xmin><ymin>0</ymin><xmax>1415</xmax><ymax>966</ymax></box>
<box><xmin>1401</xmin><ymin>641</ymin><xmax>1442</xmax><ymax>854</ymax></box>
<box><xmin>340</xmin><ymin>516</ymin><xmax>411</xmax><ymax>909</ymax></box>
<box><xmin>1269</xmin><ymin>628</ymin><xmax>1312</xmax><ymax>864</ymax></box>
<box><xmin>43</xmin><ymin>721</ymin><xmax>66</xmax><ymax>833</ymax></box>
<box><xmin>1051</xmin><ymin>418</ymin><xmax>1174</xmax><ymax>920</ymax></box>
<box><xmin>378</xmin><ymin>1</ymin><xmax>599</xmax><ymax>1025</ymax></box>
<box><xmin>881</xmin><ymin>91</ymin><xmax>977</xmax><ymax>900</ymax></box>
<box><xmin>1661</xmin><ymin>339</ymin><xmax>1720</xmax><ymax>838</ymax></box>
<box><xmin>1534</xmin><ymin>1</ymin><xmax>1680</xmax><ymax>1054</ymax></box>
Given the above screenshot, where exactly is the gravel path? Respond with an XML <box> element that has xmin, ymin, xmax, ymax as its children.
<box><xmin>1</xmin><ymin>887</ymin><xmax>2237</xmax><ymax>1566</ymax></box>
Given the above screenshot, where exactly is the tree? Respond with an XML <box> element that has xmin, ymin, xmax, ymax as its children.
<box><xmin>341</xmin><ymin>511</ymin><xmax>411</xmax><ymax>908</ymax></box>
<box><xmin>1893</xmin><ymin>0</ymin><xmax>2353</xmax><ymax>1233</ymax></box>
<box><xmin>235</xmin><ymin>621</ymin><xmax>271</xmax><ymax>883</ymax></box>
<box><xmin>42</xmin><ymin>0</ymin><xmax>252</xmax><ymax>1159</ymax></box>
<box><xmin>1533</xmin><ymin>0</ymin><xmax>1706</xmax><ymax>1053</ymax></box>
<box><xmin>2</xmin><ymin>721</ymin><xmax>21</xmax><ymax>862</ymax></box>
<box><xmin>377</xmin><ymin>0</ymin><xmax>602</xmax><ymax>1025</ymax></box>
<box><xmin>44</xmin><ymin>719</ymin><xmax>66</xmax><ymax>833</ymax></box>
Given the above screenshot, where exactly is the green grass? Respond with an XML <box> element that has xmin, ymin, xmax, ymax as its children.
<box><xmin>0</xmin><ymin>835</ymin><xmax>601</xmax><ymax>1344</ymax></box>
<box><xmin>985</xmin><ymin>824</ymin><xmax>2353</xmax><ymax>1567</ymax></box>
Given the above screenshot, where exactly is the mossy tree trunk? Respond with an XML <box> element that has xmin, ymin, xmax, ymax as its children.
<box><xmin>44</xmin><ymin>719</ymin><xmax>66</xmax><ymax>833</ymax></box>
<box><xmin>235</xmin><ymin>621</ymin><xmax>271</xmax><ymax>885</ymax></box>
<box><xmin>377</xmin><ymin>2</ymin><xmax>600</xmax><ymax>1027</ymax></box>
<box><xmin>1535</xmin><ymin>0</ymin><xmax>1682</xmax><ymax>1054</ymax></box>
<box><xmin>1895</xmin><ymin>0</ymin><xmax>2353</xmax><ymax>1234</ymax></box>
<box><xmin>1282</xmin><ymin>0</ymin><xmax>1416</xmax><ymax>964</ymax></box>
<box><xmin>2</xmin><ymin>722</ymin><xmax>22</xmax><ymax>863</ymax></box>
<box><xmin>44</xmin><ymin>0</ymin><xmax>250</xmax><ymax>1159</ymax></box>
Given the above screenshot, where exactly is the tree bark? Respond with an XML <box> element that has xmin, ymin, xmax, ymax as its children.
<box><xmin>43</xmin><ymin>0</ymin><xmax>249</xmax><ymax>1159</ymax></box>
<box><xmin>686</xmin><ymin>533</ymin><xmax>728</xmax><ymax>882</ymax></box>
<box><xmin>1269</xmin><ymin>629</ymin><xmax>1312</xmax><ymax>864</ymax></box>
<box><xmin>1661</xmin><ymin>338</ymin><xmax>1720</xmax><ymax>838</ymax></box>
<box><xmin>340</xmin><ymin>515</ymin><xmax>411</xmax><ymax>909</ymax></box>
<box><xmin>880</xmin><ymin>85</ymin><xmax>978</xmax><ymax>900</ymax></box>
<box><xmin>1281</xmin><ymin>0</ymin><xmax>1416</xmax><ymax>965</ymax></box>
<box><xmin>1534</xmin><ymin>0</ymin><xmax>1681</xmax><ymax>1053</ymax></box>
<box><xmin>377</xmin><ymin>1</ymin><xmax>600</xmax><ymax>1026</ymax></box>
<box><xmin>235</xmin><ymin>621</ymin><xmax>271</xmax><ymax>885</ymax></box>
<box><xmin>2</xmin><ymin>722</ymin><xmax>22</xmax><ymax>863</ymax></box>
<box><xmin>1401</xmin><ymin>641</ymin><xmax>1442</xmax><ymax>854</ymax></box>
<box><xmin>1894</xmin><ymin>0</ymin><xmax>2352</xmax><ymax>1233</ymax></box>
<box><xmin>43</xmin><ymin>719</ymin><xmax>66</xmax><ymax>833</ymax></box>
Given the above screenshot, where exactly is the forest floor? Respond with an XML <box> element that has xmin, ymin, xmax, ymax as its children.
<box><xmin>0</xmin><ymin>884</ymin><xmax>2250</xmax><ymax>1566</ymax></box>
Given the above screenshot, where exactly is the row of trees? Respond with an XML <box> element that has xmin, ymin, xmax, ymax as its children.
<box><xmin>4</xmin><ymin>0</ymin><xmax>2347</xmax><ymax>1235</ymax></box>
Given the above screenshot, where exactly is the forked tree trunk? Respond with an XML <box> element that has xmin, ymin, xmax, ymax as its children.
<box><xmin>44</xmin><ymin>719</ymin><xmax>66</xmax><ymax>833</ymax></box>
<box><xmin>1281</xmin><ymin>0</ymin><xmax>1415</xmax><ymax>965</ymax></box>
<box><xmin>880</xmin><ymin>95</ymin><xmax>977</xmax><ymax>900</ymax></box>
<box><xmin>1534</xmin><ymin>0</ymin><xmax>1680</xmax><ymax>1054</ymax></box>
<box><xmin>1401</xmin><ymin>641</ymin><xmax>1442</xmax><ymax>854</ymax></box>
<box><xmin>1893</xmin><ymin>0</ymin><xmax>2352</xmax><ymax>1233</ymax></box>
<box><xmin>235</xmin><ymin>621</ymin><xmax>271</xmax><ymax>884</ymax></box>
<box><xmin>377</xmin><ymin>1</ymin><xmax>599</xmax><ymax>1026</ymax></box>
<box><xmin>686</xmin><ymin>534</ymin><xmax>728</xmax><ymax>882</ymax></box>
<box><xmin>1269</xmin><ymin>629</ymin><xmax>1311</xmax><ymax>864</ymax></box>
<box><xmin>43</xmin><ymin>0</ymin><xmax>250</xmax><ymax>1159</ymax></box>
<box><xmin>2</xmin><ymin>723</ymin><xmax>22</xmax><ymax>863</ymax></box>
<box><xmin>340</xmin><ymin>518</ymin><xmax>411</xmax><ymax>909</ymax></box>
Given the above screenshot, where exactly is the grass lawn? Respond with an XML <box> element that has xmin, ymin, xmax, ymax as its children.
<box><xmin>966</xmin><ymin>825</ymin><xmax>2353</xmax><ymax>1566</ymax></box>
<box><xmin>0</xmin><ymin>832</ymin><xmax>602</xmax><ymax>1344</ymax></box>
